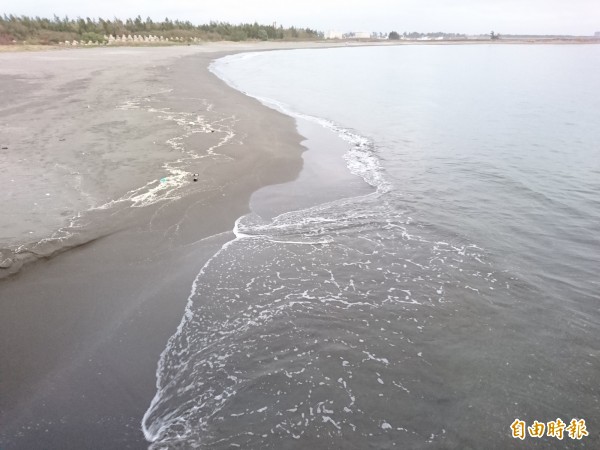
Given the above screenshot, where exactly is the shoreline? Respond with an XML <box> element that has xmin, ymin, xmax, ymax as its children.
<box><xmin>141</xmin><ymin>55</ymin><xmax>380</xmax><ymax>444</ymax></box>
<box><xmin>0</xmin><ymin>43</ymin><xmax>314</xmax><ymax>280</ymax></box>
<box><xmin>0</xmin><ymin>42</ymin><xmax>321</xmax><ymax>448</ymax></box>
<box><xmin>0</xmin><ymin>38</ymin><xmax>397</xmax><ymax>281</ymax></box>
<box><xmin>2</xmin><ymin>40</ymin><xmax>596</xmax><ymax>448</ymax></box>
<box><xmin>1</xmin><ymin>36</ymin><xmax>599</xmax><ymax>53</ymax></box>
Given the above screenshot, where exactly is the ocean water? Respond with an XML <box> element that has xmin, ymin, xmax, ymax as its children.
<box><xmin>143</xmin><ymin>45</ymin><xmax>600</xmax><ymax>448</ymax></box>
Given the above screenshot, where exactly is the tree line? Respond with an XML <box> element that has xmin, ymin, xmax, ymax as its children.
<box><xmin>0</xmin><ymin>14</ymin><xmax>323</xmax><ymax>44</ymax></box>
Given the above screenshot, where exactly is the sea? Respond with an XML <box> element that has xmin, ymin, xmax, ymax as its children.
<box><xmin>142</xmin><ymin>44</ymin><xmax>600</xmax><ymax>449</ymax></box>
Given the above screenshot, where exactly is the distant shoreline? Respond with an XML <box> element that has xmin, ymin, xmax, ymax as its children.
<box><xmin>1</xmin><ymin>36</ymin><xmax>599</xmax><ymax>53</ymax></box>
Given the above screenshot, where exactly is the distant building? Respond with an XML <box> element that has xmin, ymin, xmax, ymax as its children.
<box><xmin>353</xmin><ymin>31</ymin><xmax>371</xmax><ymax>39</ymax></box>
<box><xmin>325</xmin><ymin>30</ymin><xmax>344</xmax><ymax>39</ymax></box>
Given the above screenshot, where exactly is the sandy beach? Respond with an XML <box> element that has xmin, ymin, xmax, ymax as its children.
<box><xmin>0</xmin><ymin>42</ymin><xmax>325</xmax><ymax>449</ymax></box>
<box><xmin>2</xmin><ymin>39</ymin><xmax>599</xmax><ymax>449</ymax></box>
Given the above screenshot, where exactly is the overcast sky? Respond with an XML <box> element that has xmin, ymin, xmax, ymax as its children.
<box><xmin>5</xmin><ymin>0</ymin><xmax>600</xmax><ymax>35</ymax></box>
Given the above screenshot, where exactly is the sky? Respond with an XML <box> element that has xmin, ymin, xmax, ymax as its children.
<box><xmin>4</xmin><ymin>0</ymin><xmax>600</xmax><ymax>36</ymax></box>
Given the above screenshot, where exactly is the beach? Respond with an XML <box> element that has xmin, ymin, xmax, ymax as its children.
<box><xmin>2</xmin><ymin>40</ymin><xmax>599</xmax><ymax>449</ymax></box>
<box><xmin>0</xmin><ymin>42</ymin><xmax>319</xmax><ymax>448</ymax></box>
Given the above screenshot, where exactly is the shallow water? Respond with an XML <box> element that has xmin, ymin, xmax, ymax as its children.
<box><xmin>143</xmin><ymin>44</ymin><xmax>600</xmax><ymax>448</ymax></box>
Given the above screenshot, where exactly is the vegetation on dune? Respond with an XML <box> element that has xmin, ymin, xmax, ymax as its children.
<box><xmin>0</xmin><ymin>14</ymin><xmax>323</xmax><ymax>45</ymax></box>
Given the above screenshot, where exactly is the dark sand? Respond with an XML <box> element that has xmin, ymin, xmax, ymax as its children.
<box><xmin>0</xmin><ymin>43</ymin><xmax>321</xmax><ymax>449</ymax></box>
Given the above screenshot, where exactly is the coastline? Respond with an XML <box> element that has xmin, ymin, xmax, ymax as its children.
<box><xmin>2</xmin><ymin>40</ymin><xmax>598</xmax><ymax>449</ymax></box>
<box><xmin>0</xmin><ymin>42</ymin><xmax>321</xmax><ymax>448</ymax></box>
<box><xmin>1</xmin><ymin>35</ymin><xmax>599</xmax><ymax>55</ymax></box>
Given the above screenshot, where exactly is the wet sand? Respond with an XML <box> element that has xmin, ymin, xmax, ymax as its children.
<box><xmin>0</xmin><ymin>43</ymin><xmax>318</xmax><ymax>449</ymax></box>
